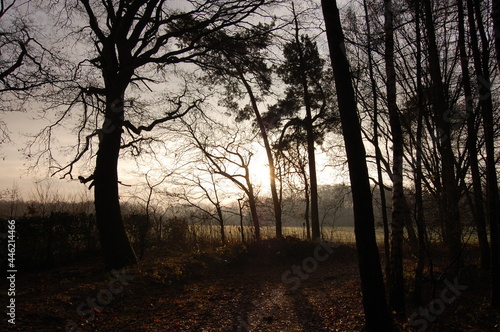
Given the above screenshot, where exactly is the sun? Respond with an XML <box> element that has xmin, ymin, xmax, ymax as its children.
<box><xmin>248</xmin><ymin>147</ymin><xmax>272</xmax><ymax>189</ymax></box>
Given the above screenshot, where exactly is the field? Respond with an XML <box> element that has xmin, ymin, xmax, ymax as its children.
<box><xmin>190</xmin><ymin>224</ymin><xmax>479</xmax><ymax>246</ymax></box>
<box><xmin>187</xmin><ymin>225</ymin><xmax>379</xmax><ymax>244</ymax></box>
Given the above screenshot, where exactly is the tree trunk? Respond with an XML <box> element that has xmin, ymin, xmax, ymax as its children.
<box><xmin>384</xmin><ymin>0</ymin><xmax>406</xmax><ymax>315</ymax></box>
<box><xmin>94</xmin><ymin>91</ymin><xmax>137</xmax><ymax>269</ymax></box>
<box><xmin>237</xmin><ymin>69</ymin><xmax>282</xmax><ymax>239</ymax></box>
<box><xmin>211</xmin><ymin>176</ymin><xmax>226</xmax><ymax>245</ymax></box>
<box><xmin>404</xmin><ymin>209</ymin><xmax>419</xmax><ymax>253</ymax></box>
<box><xmin>458</xmin><ymin>0</ymin><xmax>490</xmax><ymax>271</ymax></box>
<box><xmin>247</xmin><ymin>194</ymin><xmax>260</xmax><ymax>241</ymax></box>
<box><xmin>303</xmin><ymin>167</ymin><xmax>311</xmax><ymax>240</ymax></box>
<box><xmin>230</xmin><ymin>56</ymin><xmax>283</xmax><ymax>239</ymax></box>
<box><xmin>141</xmin><ymin>187</ymin><xmax>153</xmax><ymax>260</ymax></box>
<box><xmin>216</xmin><ymin>204</ymin><xmax>226</xmax><ymax>244</ymax></box>
<box><xmin>321</xmin><ymin>0</ymin><xmax>394</xmax><ymax>330</ymax></box>
<box><xmin>413</xmin><ymin>88</ymin><xmax>427</xmax><ymax>305</ymax></box>
<box><xmin>468</xmin><ymin>0</ymin><xmax>500</xmax><ymax>306</ymax></box>
<box><xmin>295</xmin><ymin>32</ymin><xmax>321</xmax><ymax>241</ymax></box>
<box><xmin>305</xmin><ymin>118</ymin><xmax>320</xmax><ymax>240</ymax></box>
<box><xmin>363</xmin><ymin>0</ymin><xmax>391</xmax><ymax>275</ymax></box>
<box><xmin>423</xmin><ymin>0</ymin><xmax>462</xmax><ymax>271</ymax></box>
<box><xmin>413</xmin><ymin>0</ymin><xmax>427</xmax><ymax>304</ymax></box>
<box><xmin>291</xmin><ymin>8</ymin><xmax>321</xmax><ymax>240</ymax></box>
<box><xmin>245</xmin><ymin>170</ymin><xmax>260</xmax><ymax>241</ymax></box>
<box><xmin>237</xmin><ymin>199</ymin><xmax>246</xmax><ymax>243</ymax></box>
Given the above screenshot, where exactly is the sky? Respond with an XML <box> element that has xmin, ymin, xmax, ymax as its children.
<box><xmin>0</xmin><ymin>110</ymin><xmax>85</xmax><ymax>198</ymax></box>
<box><xmin>0</xmin><ymin>104</ymin><xmax>349</xmax><ymax>201</ymax></box>
<box><xmin>0</xmin><ymin>0</ymin><xmax>357</xmax><ymax>202</ymax></box>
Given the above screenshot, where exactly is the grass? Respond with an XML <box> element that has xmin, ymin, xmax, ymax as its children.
<box><xmin>187</xmin><ymin>224</ymin><xmax>383</xmax><ymax>245</ymax></box>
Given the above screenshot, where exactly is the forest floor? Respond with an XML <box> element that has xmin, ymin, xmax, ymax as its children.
<box><xmin>2</xmin><ymin>237</ymin><xmax>500</xmax><ymax>331</ymax></box>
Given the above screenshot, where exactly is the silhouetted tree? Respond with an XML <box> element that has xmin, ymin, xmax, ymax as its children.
<box><xmin>272</xmin><ymin>10</ymin><xmax>338</xmax><ymax>240</ymax></box>
<box><xmin>457</xmin><ymin>0</ymin><xmax>490</xmax><ymax>271</ymax></box>
<box><xmin>173</xmin><ymin>166</ymin><xmax>230</xmax><ymax>245</ymax></box>
<box><xmin>31</xmin><ymin>0</ymin><xmax>273</xmax><ymax>269</ymax></box>
<box><xmin>466</xmin><ymin>0</ymin><xmax>500</xmax><ymax>306</ymax></box>
<box><xmin>181</xmin><ymin>117</ymin><xmax>262</xmax><ymax>241</ymax></box>
<box><xmin>277</xmin><ymin>130</ymin><xmax>311</xmax><ymax>239</ymax></box>
<box><xmin>411</xmin><ymin>0</ymin><xmax>428</xmax><ymax>305</ymax></box>
<box><xmin>193</xmin><ymin>23</ymin><xmax>284</xmax><ymax>239</ymax></box>
<box><xmin>423</xmin><ymin>0</ymin><xmax>462</xmax><ymax>270</ymax></box>
<box><xmin>0</xmin><ymin>0</ymin><xmax>55</xmax><ymax>146</ymax></box>
<box><xmin>384</xmin><ymin>0</ymin><xmax>406</xmax><ymax>316</ymax></box>
<box><xmin>362</xmin><ymin>0</ymin><xmax>391</xmax><ymax>276</ymax></box>
<box><xmin>321</xmin><ymin>0</ymin><xmax>394</xmax><ymax>330</ymax></box>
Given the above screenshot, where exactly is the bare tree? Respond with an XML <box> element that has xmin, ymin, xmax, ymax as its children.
<box><xmin>321</xmin><ymin>0</ymin><xmax>393</xmax><ymax>330</ymax></box>
<box><xmin>129</xmin><ymin>170</ymin><xmax>172</xmax><ymax>259</ymax></box>
<box><xmin>412</xmin><ymin>0</ymin><xmax>428</xmax><ymax>305</ymax></box>
<box><xmin>466</xmin><ymin>0</ymin><xmax>500</xmax><ymax>307</ymax></box>
<box><xmin>271</xmin><ymin>7</ymin><xmax>338</xmax><ymax>240</ymax></box>
<box><xmin>361</xmin><ymin>0</ymin><xmax>391</xmax><ymax>276</ymax></box>
<box><xmin>423</xmin><ymin>0</ymin><xmax>462</xmax><ymax>270</ymax></box>
<box><xmin>181</xmin><ymin>117</ymin><xmax>262</xmax><ymax>241</ymax></box>
<box><xmin>28</xmin><ymin>0</ymin><xmax>274</xmax><ymax>269</ymax></box>
<box><xmin>457</xmin><ymin>0</ymin><xmax>490</xmax><ymax>271</ymax></box>
<box><xmin>277</xmin><ymin>132</ymin><xmax>311</xmax><ymax>239</ymax></box>
<box><xmin>173</xmin><ymin>166</ymin><xmax>231</xmax><ymax>245</ymax></box>
<box><xmin>192</xmin><ymin>22</ymin><xmax>284</xmax><ymax>238</ymax></box>
<box><xmin>384</xmin><ymin>0</ymin><xmax>406</xmax><ymax>316</ymax></box>
<box><xmin>0</xmin><ymin>0</ymin><xmax>55</xmax><ymax>146</ymax></box>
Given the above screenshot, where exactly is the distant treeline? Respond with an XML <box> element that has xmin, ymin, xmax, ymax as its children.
<box><xmin>0</xmin><ymin>182</ymin><xmax>472</xmax><ymax>270</ymax></box>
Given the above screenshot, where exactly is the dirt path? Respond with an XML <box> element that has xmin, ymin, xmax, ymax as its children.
<box><xmin>5</xmin><ymin>243</ymin><xmax>367</xmax><ymax>331</ymax></box>
<box><xmin>108</xmin><ymin>245</ymin><xmax>365</xmax><ymax>331</ymax></box>
<box><xmin>3</xmin><ymin>241</ymin><xmax>498</xmax><ymax>331</ymax></box>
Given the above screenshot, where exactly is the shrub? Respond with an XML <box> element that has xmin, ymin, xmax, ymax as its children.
<box><xmin>0</xmin><ymin>212</ymin><xmax>98</xmax><ymax>270</ymax></box>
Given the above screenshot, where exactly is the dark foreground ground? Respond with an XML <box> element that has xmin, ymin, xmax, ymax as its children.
<box><xmin>2</xmin><ymin>238</ymin><xmax>500</xmax><ymax>331</ymax></box>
